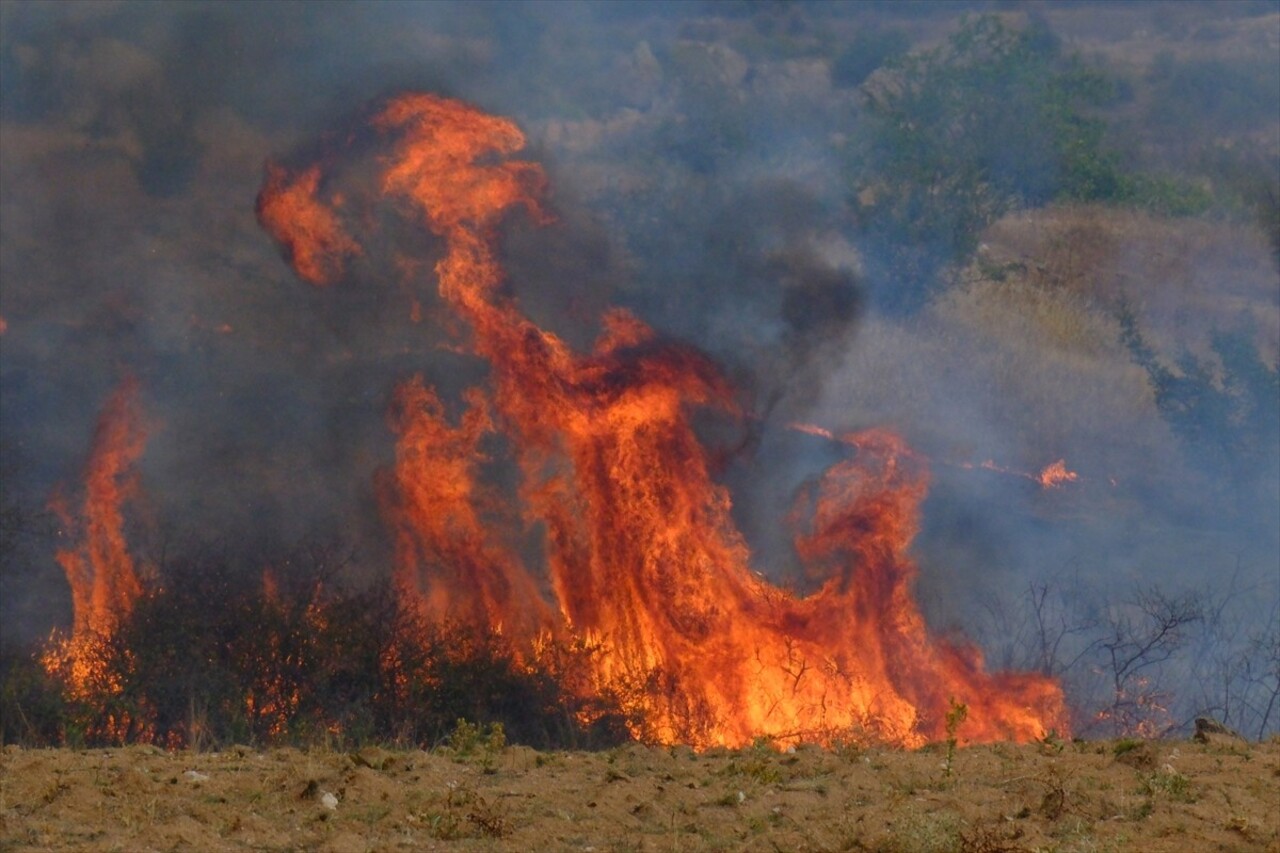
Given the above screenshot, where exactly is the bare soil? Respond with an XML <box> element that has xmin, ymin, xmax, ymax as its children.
<box><xmin>2</xmin><ymin>738</ymin><xmax>1277</xmax><ymax>852</ymax></box>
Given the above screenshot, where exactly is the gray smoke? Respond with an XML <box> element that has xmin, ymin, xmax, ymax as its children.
<box><xmin>2</xmin><ymin>0</ymin><xmax>1277</xmax><ymax>736</ymax></box>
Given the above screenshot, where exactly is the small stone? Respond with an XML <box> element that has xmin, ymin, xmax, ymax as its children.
<box><xmin>183</xmin><ymin>770</ymin><xmax>210</xmax><ymax>782</ymax></box>
<box><xmin>321</xmin><ymin>791</ymin><xmax>339</xmax><ymax>811</ymax></box>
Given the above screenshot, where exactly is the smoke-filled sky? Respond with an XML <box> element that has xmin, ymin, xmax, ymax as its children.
<box><xmin>2</xmin><ymin>0</ymin><xmax>1278</xmax><ymax>717</ymax></box>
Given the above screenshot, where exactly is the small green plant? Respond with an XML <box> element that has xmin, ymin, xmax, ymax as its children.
<box><xmin>722</xmin><ymin>737</ymin><xmax>783</xmax><ymax>786</ymax></box>
<box><xmin>443</xmin><ymin>718</ymin><xmax>506</xmax><ymax>773</ymax></box>
<box><xmin>426</xmin><ymin>811</ymin><xmax>464</xmax><ymax>840</ymax></box>
<box><xmin>942</xmin><ymin>698</ymin><xmax>968</xmax><ymax>779</ymax></box>
<box><xmin>1141</xmin><ymin>769</ymin><xmax>1193</xmax><ymax>802</ymax></box>
<box><xmin>1112</xmin><ymin>738</ymin><xmax>1143</xmax><ymax>757</ymax></box>
<box><xmin>1039</xmin><ymin>729</ymin><xmax>1065</xmax><ymax>755</ymax></box>
<box><xmin>726</xmin><ymin>755</ymin><xmax>781</xmax><ymax>786</ymax></box>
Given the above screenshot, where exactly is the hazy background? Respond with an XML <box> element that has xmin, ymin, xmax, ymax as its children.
<box><xmin>2</xmin><ymin>0</ymin><xmax>1277</xmax><ymax>735</ymax></box>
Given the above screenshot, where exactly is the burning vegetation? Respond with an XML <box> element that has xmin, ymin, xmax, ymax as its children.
<box><xmin>40</xmin><ymin>378</ymin><xmax>147</xmax><ymax>731</ymax></box>
<box><xmin>3</xmin><ymin>3</ymin><xmax>1277</xmax><ymax>757</ymax></box>
<box><xmin>255</xmin><ymin>93</ymin><xmax>1065</xmax><ymax>749</ymax></box>
<box><xmin>24</xmin><ymin>93</ymin><xmax>1072</xmax><ymax>751</ymax></box>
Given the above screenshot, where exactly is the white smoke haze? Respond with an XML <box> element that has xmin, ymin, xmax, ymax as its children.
<box><xmin>1</xmin><ymin>0</ymin><xmax>1277</xmax><ymax>737</ymax></box>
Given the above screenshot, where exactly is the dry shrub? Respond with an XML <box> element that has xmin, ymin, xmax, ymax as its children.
<box><xmin>819</xmin><ymin>271</ymin><xmax>1172</xmax><ymax>478</ymax></box>
<box><xmin>980</xmin><ymin>204</ymin><xmax>1278</xmax><ymax>370</ymax></box>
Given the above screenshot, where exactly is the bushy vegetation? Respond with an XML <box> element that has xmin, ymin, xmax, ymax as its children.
<box><xmin>0</xmin><ymin>554</ymin><xmax>632</xmax><ymax>751</ymax></box>
<box><xmin>2</xmin><ymin>1</ymin><xmax>1277</xmax><ymax>755</ymax></box>
<box><xmin>849</xmin><ymin>15</ymin><xmax>1225</xmax><ymax>311</ymax></box>
<box><xmin>852</xmin><ymin>16</ymin><xmax>1106</xmax><ymax>310</ymax></box>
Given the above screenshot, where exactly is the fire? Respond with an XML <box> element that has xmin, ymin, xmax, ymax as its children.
<box><xmin>1038</xmin><ymin>459</ymin><xmax>1079</xmax><ymax>488</ymax></box>
<box><xmin>42</xmin><ymin>377</ymin><xmax>147</xmax><ymax>709</ymax></box>
<box><xmin>378</xmin><ymin>378</ymin><xmax>553</xmax><ymax>640</ymax></box>
<box><xmin>256</xmin><ymin>164</ymin><xmax>362</xmax><ymax>285</ymax></box>
<box><xmin>791</xmin><ymin>421</ymin><xmax>1081</xmax><ymax>492</ymax></box>
<box><xmin>258</xmin><ymin>93</ymin><xmax>1068</xmax><ymax>748</ymax></box>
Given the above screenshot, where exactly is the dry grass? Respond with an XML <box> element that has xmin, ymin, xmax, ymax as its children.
<box><xmin>1048</xmin><ymin>5</ymin><xmax>1280</xmax><ymax>72</ymax></box>
<box><xmin>813</xmin><ymin>203</ymin><xmax>1277</xmax><ymax>537</ymax></box>
<box><xmin>817</xmin><ymin>269</ymin><xmax>1173</xmax><ymax>481</ymax></box>
<box><xmin>980</xmin><ymin>204</ymin><xmax>1279</xmax><ymax>371</ymax></box>
<box><xmin>2</xmin><ymin>739</ymin><xmax>1277</xmax><ymax>852</ymax></box>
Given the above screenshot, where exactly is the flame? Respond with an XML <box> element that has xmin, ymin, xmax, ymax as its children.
<box><xmin>966</xmin><ymin>457</ymin><xmax>1081</xmax><ymax>490</ymax></box>
<box><xmin>51</xmin><ymin>377</ymin><xmax>147</xmax><ymax>641</ymax></box>
<box><xmin>378</xmin><ymin>378</ymin><xmax>553</xmax><ymax>640</ymax></box>
<box><xmin>791</xmin><ymin>421</ymin><xmax>1081</xmax><ymax>492</ymax></box>
<box><xmin>259</xmin><ymin>93</ymin><xmax>1068</xmax><ymax>748</ymax></box>
<box><xmin>256</xmin><ymin>164</ymin><xmax>362</xmax><ymax>285</ymax></box>
<box><xmin>1038</xmin><ymin>459</ymin><xmax>1079</xmax><ymax>489</ymax></box>
<box><xmin>42</xmin><ymin>377</ymin><xmax>147</xmax><ymax>713</ymax></box>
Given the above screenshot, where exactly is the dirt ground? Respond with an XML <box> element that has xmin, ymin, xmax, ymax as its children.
<box><xmin>2</xmin><ymin>736</ymin><xmax>1277</xmax><ymax>852</ymax></box>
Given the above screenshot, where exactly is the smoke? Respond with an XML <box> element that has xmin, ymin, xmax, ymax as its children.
<box><xmin>2</xmin><ymin>1</ymin><xmax>1277</xmax><ymax>736</ymax></box>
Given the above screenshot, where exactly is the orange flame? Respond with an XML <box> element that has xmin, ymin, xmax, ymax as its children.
<box><xmin>1037</xmin><ymin>459</ymin><xmax>1079</xmax><ymax>489</ymax></box>
<box><xmin>43</xmin><ymin>377</ymin><xmax>147</xmax><ymax>702</ymax></box>
<box><xmin>256</xmin><ymin>164</ymin><xmax>362</xmax><ymax>285</ymax></box>
<box><xmin>790</xmin><ymin>421</ymin><xmax>1081</xmax><ymax>492</ymax></box>
<box><xmin>378</xmin><ymin>378</ymin><xmax>553</xmax><ymax>640</ymax></box>
<box><xmin>259</xmin><ymin>93</ymin><xmax>1069</xmax><ymax>748</ymax></box>
<box><xmin>52</xmin><ymin>377</ymin><xmax>147</xmax><ymax>640</ymax></box>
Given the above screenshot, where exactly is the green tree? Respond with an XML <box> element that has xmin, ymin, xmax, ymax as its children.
<box><xmin>853</xmin><ymin>15</ymin><xmax>1120</xmax><ymax>311</ymax></box>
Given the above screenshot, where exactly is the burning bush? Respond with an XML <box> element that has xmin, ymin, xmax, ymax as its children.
<box><xmin>249</xmin><ymin>92</ymin><xmax>1069</xmax><ymax>749</ymax></box>
<box><xmin>10</xmin><ymin>553</ymin><xmax>632</xmax><ymax>751</ymax></box>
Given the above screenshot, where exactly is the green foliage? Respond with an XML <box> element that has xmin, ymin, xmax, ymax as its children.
<box><xmin>444</xmin><ymin>717</ymin><xmax>506</xmax><ymax>755</ymax></box>
<box><xmin>943</xmin><ymin>697</ymin><xmax>968</xmax><ymax>779</ymax></box>
<box><xmin>1039</xmin><ymin>729</ymin><xmax>1066</xmax><ymax>755</ymax></box>
<box><xmin>443</xmin><ymin>718</ymin><xmax>506</xmax><ymax>772</ymax></box>
<box><xmin>1112</xmin><ymin>738</ymin><xmax>1144</xmax><ymax>757</ymax></box>
<box><xmin>721</xmin><ymin>737</ymin><xmax>782</xmax><ymax>786</ymax></box>
<box><xmin>851</xmin><ymin>14</ymin><xmax>1237</xmax><ymax>312</ymax></box>
<box><xmin>1141</xmin><ymin>768</ymin><xmax>1194</xmax><ymax>802</ymax></box>
<box><xmin>1113</xmin><ymin>172</ymin><xmax>1213</xmax><ymax>217</ymax></box>
<box><xmin>854</xmin><ymin>15</ymin><xmax>1123</xmax><ymax>310</ymax></box>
